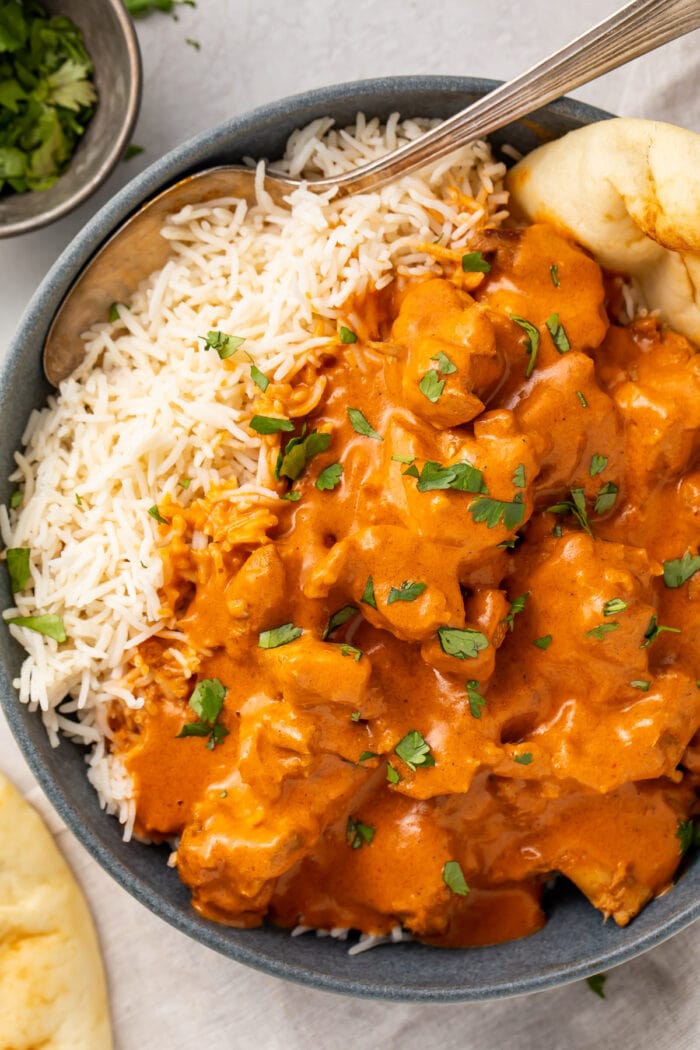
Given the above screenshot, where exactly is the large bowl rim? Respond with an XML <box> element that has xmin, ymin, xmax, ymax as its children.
<box><xmin>2</xmin><ymin>74</ymin><xmax>698</xmax><ymax>1003</ymax></box>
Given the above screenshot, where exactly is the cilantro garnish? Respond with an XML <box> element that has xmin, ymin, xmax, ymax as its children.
<box><xmin>316</xmin><ymin>462</ymin><xmax>343</xmax><ymax>491</ymax></box>
<box><xmin>339</xmin><ymin>326</ymin><xmax>358</xmax><ymax>344</ymax></box>
<box><xmin>148</xmin><ymin>505</ymin><xmax>169</xmax><ymax>525</ymax></box>
<box><xmin>395</xmin><ymin>729</ymin><xmax>435</xmax><ymax>771</ymax></box>
<box><xmin>640</xmin><ymin>614</ymin><xmax>681</xmax><ymax>649</ymax></box>
<box><xmin>346</xmin><ymin>817</ymin><xmax>375</xmax><ymax>849</ymax></box>
<box><xmin>9</xmin><ymin>489</ymin><xmax>22</xmax><ymax>509</ymax></box>
<box><xmin>339</xmin><ymin>643</ymin><xmax>362</xmax><ymax>661</ymax></box>
<box><xmin>386</xmin><ymin>580</ymin><xmax>426</xmax><ymax>605</ymax></box>
<box><xmin>386</xmin><ymin>762</ymin><xmax>401</xmax><ymax>784</ymax></box>
<box><xmin>511</xmin><ymin>316</ymin><xmax>540</xmax><ymax>378</ymax></box>
<box><xmin>276</xmin><ymin>430</ymin><xmax>331</xmax><ymax>482</ymax></box>
<box><xmin>442</xmin><ymin>860</ymin><xmax>469</xmax><ymax>895</ymax></box>
<box><xmin>589</xmin><ymin>453</ymin><xmax>607</xmax><ymax>477</ymax></box>
<box><xmin>438</xmin><ymin>626</ymin><xmax>489</xmax><ymax>660</ymax></box>
<box><xmin>586</xmin><ymin>974</ymin><xmax>607</xmax><ymax>999</ymax></box>
<box><xmin>201</xmin><ymin>330</ymin><xmax>245</xmax><ymax>360</ymax></box>
<box><xmin>630</xmin><ymin>680</ymin><xmax>650</xmax><ymax>691</ymax></box>
<box><xmin>6</xmin><ymin>548</ymin><xmax>30</xmax><ymax>592</ymax></box>
<box><xmin>358</xmin><ymin>751</ymin><xmax>377</xmax><ymax>762</ymax></box>
<box><xmin>178</xmin><ymin>477</ymin><xmax>191</xmax><ymax>490</ymax></box>
<box><xmin>281</xmin><ymin>490</ymin><xmax>300</xmax><ymax>502</ymax></box>
<box><xmin>250</xmin><ymin>415</ymin><xmax>294</xmax><ymax>435</ymax></box>
<box><xmin>550</xmin><ymin>264</ymin><xmax>560</xmax><ymax>287</ymax></box>
<box><xmin>185</xmin><ymin>36</ymin><xmax>201</xmax><ymax>49</ymax></box>
<box><xmin>461</xmin><ymin>251</ymin><xmax>491</xmax><ymax>273</ymax></box>
<box><xmin>594</xmin><ymin>482</ymin><xmax>618</xmax><ymax>515</ymax></box>
<box><xmin>347</xmin><ymin>407</ymin><xmax>382</xmax><ymax>440</ymax></box>
<box><xmin>418</xmin><ymin>370</ymin><xmax>445</xmax><ymax>403</ymax></box>
<box><xmin>512</xmin><ymin>464</ymin><xmax>526</xmax><ymax>488</ymax></box>
<box><xmin>404</xmin><ymin>459</ymin><xmax>485</xmax><ymax>494</ymax></box>
<box><xmin>502</xmin><ymin>592</ymin><xmax>528</xmax><ymax>631</ymax></box>
<box><xmin>466</xmin><ymin>680</ymin><xmax>486</xmax><ymax>718</ymax></box>
<box><xmin>109</xmin><ymin>302</ymin><xmax>126</xmax><ymax>322</ymax></box>
<box><xmin>176</xmin><ymin>678</ymin><xmax>229</xmax><ymax>750</ymax></box>
<box><xmin>258</xmin><ymin>623</ymin><xmax>303</xmax><ymax>649</ymax></box>
<box><xmin>533</xmin><ymin>635</ymin><xmax>552</xmax><ymax>650</ymax></box>
<box><xmin>391</xmin><ymin>454</ymin><xmax>415</xmax><ymax>465</ymax></box>
<box><xmin>576</xmin><ymin>390</ymin><xmax>588</xmax><ymax>408</ymax></box>
<box><xmin>123</xmin><ymin>144</ymin><xmax>144</xmax><ymax>161</ymax></box>
<box><xmin>322</xmin><ymin>604</ymin><xmax>358</xmax><ymax>640</ymax></box>
<box><xmin>585</xmin><ymin>622</ymin><xmax>619</xmax><ymax>641</ymax></box>
<box><xmin>75</xmin><ymin>493</ymin><xmax>82</xmax><ymax>506</ymax></box>
<box><xmin>250</xmin><ymin>364</ymin><xmax>269</xmax><ymax>391</ymax></box>
<box><xmin>469</xmin><ymin>494</ymin><xmax>525</xmax><ymax>531</ymax></box>
<box><xmin>4</xmin><ymin>613</ymin><xmax>66</xmax><ymax>642</ymax></box>
<box><xmin>125</xmin><ymin>0</ymin><xmax>196</xmax><ymax>15</ymax></box>
<box><xmin>351</xmin><ymin>710</ymin><xmax>362</xmax><ymax>722</ymax></box>
<box><xmin>663</xmin><ymin>552</ymin><xmax>700</xmax><ymax>589</ymax></box>
<box><xmin>430</xmin><ymin>351</ymin><xmax>457</xmax><ymax>375</ymax></box>
<box><xmin>545</xmin><ymin>313</ymin><xmax>571</xmax><ymax>354</ymax></box>
<box><xmin>603</xmin><ymin>598</ymin><xmax>627</xmax><ymax>616</ymax></box>
<box><xmin>361</xmin><ymin>575</ymin><xmax>377</xmax><ymax>609</ymax></box>
<box><xmin>547</xmin><ymin>487</ymin><xmax>592</xmax><ymax>536</ymax></box>
<box><xmin>514</xmin><ymin>752</ymin><xmax>533</xmax><ymax>765</ymax></box>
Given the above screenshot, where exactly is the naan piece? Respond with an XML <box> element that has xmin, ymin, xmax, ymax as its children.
<box><xmin>0</xmin><ymin>773</ymin><xmax>112</xmax><ymax>1050</ymax></box>
<box><xmin>507</xmin><ymin>118</ymin><xmax>700</xmax><ymax>343</ymax></box>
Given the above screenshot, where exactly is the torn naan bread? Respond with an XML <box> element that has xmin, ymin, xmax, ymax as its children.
<box><xmin>0</xmin><ymin>772</ymin><xmax>112</xmax><ymax>1050</ymax></box>
<box><xmin>507</xmin><ymin>118</ymin><xmax>700</xmax><ymax>343</ymax></box>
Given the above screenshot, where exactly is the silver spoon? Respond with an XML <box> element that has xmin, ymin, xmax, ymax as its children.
<box><xmin>44</xmin><ymin>0</ymin><xmax>700</xmax><ymax>385</ymax></box>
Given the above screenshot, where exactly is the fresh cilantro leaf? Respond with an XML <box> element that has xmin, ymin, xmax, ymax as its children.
<box><xmin>466</xmin><ymin>680</ymin><xmax>486</xmax><ymax>718</ymax></box>
<box><xmin>176</xmin><ymin>679</ymin><xmax>230</xmax><ymax>750</ymax></box>
<box><xmin>125</xmin><ymin>0</ymin><xmax>193</xmax><ymax>14</ymax></box>
<box><xmin>4</xmin><ymin>613</ymin><xmax>66</xmax><ymax>642</ymax></box>
<box><xmin>148</xmin><ymin>505</ymin><xmax>169</xmax><ymax>525</ymax></box>
<box><xmin>576</xmin><ymin>390</ymin><xmax>589</xmax><ymax>408</ymax></box>
<box><xmin>533</xmin><ymin>635</ymin><xmax>552</xmax><ymax>650</ymax></box>
<box><xmin>9</xmin><ymin>489</ymin><xmax>22</xmax><ymax>510</ymax></box>
<box><xmin>430</xmin><ymin>351</ymin><xmax>457</xmax><ymax>375</ymax></box>
<box><xmin>469</xmin><ymin>494</ymin><xmax>526</xmax><ymax>531</ymax></box>
<box><xmin>630</xmin><ymin>680</ymin><xmax>650</xmax><ymax>691</ymax></box>
<box><xmin>258</xmin><ymin>623</ymin><xmax>303</xmax><ymax>648</ymax></box>
<box><xmin>407</xmin><ymin>459</ymin><xmax>485</xmax><ymax>494</ymax></box>
<box><xmin>594</xmin><ymin>482</ymin><xmax>618</xmax><ymax>515</ymax></box>
<box><xmin>663</xmin><ymin>552</ymin><xmax>700</xmax><ymax>589</ymax></box>
<box><xmin>109</xmin><ymin>302</ymin><xmax>126</xmax><ymax>322</ymax></box>
<box><xmin>502</xmin><ymin>592</ymin><xmax>528</xmax><ymax>631</ymax></box>
<box><xmin>552</xmin><ymin>523</ymin><xmax>563</xmax><ymax>538</ymax></box>
<box><xmin>185</xmin><ymin>36</ymin><xmax>201</xmax><ymax>49</ymax></box>
<box><xmin>640</xmin><ymin>614</ymin><xmax>681</xmax><ymax>649</ymax></box>
<box><xmin>123</xmin><ymin>143</ymin><xmax>144</xmax><ymax>161</ymax></box>
<box><xmin>514</xmin><ymin>752</ymin><xmax>533</xmax><ymax>765</ymax></box>
<box><xmin>358</xmin><ymin>751</ymin><xmax>377</xmax><ymax>762</ymax></box>
<box><xmin>550</xmin><ymin>264</ymin><xmax>560</xmax><ymax>287</ymax></box>
<box><xmin>75</xmin><ymin>493</ymin><xmax>82</xmax><ymax>506</ymax></box>
<box><xmin>322</xmin><ymin>604</ymin><xmax>358</xmax><ymax>640</ymax></box>
<box><xmin>395</xmin><ymin>729</ymin><xmax>435</xmax><ymax>771</ymax></box>
<box><xmin>418</xmin><ymin>370</ymin><xmax>445</xmax><ymax>403</ymax></box>
<box><xmin>339</xmin><ymin>643</ymin><xmax>362</xmax><ymax>661</ymax></box>
<box><xmin>512</xmin><ymin>464</ymin><xmax>526</xmax><ymax>488</ymax></box>
<box><xmin>277</xmin><ymin>431</ymin><xmax>331</xmax><ymax>482</ymax></box>
<box><xmin>391</xmin><ymin>454</ymin><xmax>415</xmax><ymax>465</ymax></box>
<box><xmin>586</xmin><ymin>622</ymin><xmax>620</xmax><ymax>641</ymax></box>
<box><xmin>347</xmin><ymin>407</ymin><xmax>382</xmax><ymax>440</ymax></box>
<box><xmin>386</xmin><ymin>762</ymin><xmax>401</xmax><ymax>784</ymax></box>
<box><xmin>586</xmin><ymin>974</ymin><xmax>607</xmax><ymax>999</ymax></box>
<box><xmin>603</xmin><ymin>598</ymin><xmax>627</xmax><ymax>616</ymax></box>
<box><xmin>461</xmin><ymin>251</ymin><xmax>491</xmax><ymax>273</ymax></box>
<box><xmin>442</xmin><ymin>860</ymin><xmax>469</xmax><ymax>895</ymax></box>
<box><xmin>6</xmin><ymin>548</ymin><xmax>30</xmax><ymax>592</ymax></box>
<box><xmin>547</xmin><ymin>488</ymin><xmax>592</xmax><ymax>536</ymax></box>
<box><xmin>511</xmin><ymin>316</ymin><xmax>540</xmax><ymax>378</ymax></box>
<box><xmin>589</xmin><ymin>453</ymin><xmax>608</xmax><ymax>477</ymax></box>
<box><xmin>386</xmin><ymin>580</ymin><xmax>427</xmax><ymax>605</ymax></box>
<box><xmin>250</xmin><ymin>415</ymin><xmax>294</xmax><ymax>435</ymax></box>
<box><xmin>250</xmin><ymin>364</ymin><xmax>269</xmax><ymax>391</ymax></box>
<box><xmin>361</xmin><ymin>575</ymin><xmax>377</xmax><ymax>609</ymax></box>
<box><xmin>676</xmin><ymin>818</ymin><xmax>700</xmax><ymax>855</ymax></box>
<box><xmin>201</xmin><ymin>330</ymin><xmax>245</xmax><ymax>359</ymax></box>
<box><xmin>339</xmin><ymin>326</ymin><xmax>358</xmax><ymax>344</ymax></box>
<box><xmin>438</xmin><ymin>626</ymin><xmax>489</xmax><ymax>660</ymax></box>
<box><xmin>281</xmin><ymin>490</ymin><xmax>300</xmax><ymax>502</ymax></box>
<box><xmin>316</xmin><ymin>462</ymin><xmax>343</xmax><ymax>491</ymax></box>
<box><xmin>545</xmin><ymin>313</ymin><xmax>571</xmax><ymax>353</ymax></box>
<box><xmin>351</xmin><ymin>710</ymin><xmax>362</xmax><ymax>722</ymax></box>
<box><xmin>346</xmin><ymin>817</ymin><xmax>375</xmax><ymax>849</ymax></box>
<box><xmin>178</xmin><ymin>477</ymin><xmax>191</xmax><ymax>490</ymax></box>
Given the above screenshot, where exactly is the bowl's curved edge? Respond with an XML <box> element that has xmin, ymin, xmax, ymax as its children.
<box><xmin>2</xmin><ymin>75</ymin><xmax>698</xmax><ymax>1003</ymax></box>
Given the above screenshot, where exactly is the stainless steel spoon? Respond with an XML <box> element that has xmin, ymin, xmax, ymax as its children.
<box><xmin>44</xmin><ymin>0</ymin><xmax>700</xmax><ymax>385</ymax></box>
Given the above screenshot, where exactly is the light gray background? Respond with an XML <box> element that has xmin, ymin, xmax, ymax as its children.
<box><xmin>1</xmin><ymin>2</ymin><xmax>699</xmax><ymax>1047</ymax></box>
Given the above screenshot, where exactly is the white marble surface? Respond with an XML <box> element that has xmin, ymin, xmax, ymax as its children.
<box><xmin>1</xmin><ymin>2</ymin><xmax>700</xmax><ymax>1047</ymax></box>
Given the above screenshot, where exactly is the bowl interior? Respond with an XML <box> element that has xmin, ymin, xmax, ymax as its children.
<box><xmin>0</xmin><ymin>0</ymin><xmax>141</xmax><ymax>237</ymax></box>
<box><xmin>1</xmin><ymin>76</ymin><xmax>698</xmax><ymax>1002</ymax></box>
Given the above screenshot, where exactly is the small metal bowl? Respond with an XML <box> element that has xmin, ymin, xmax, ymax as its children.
<box><xmin>0</xmin><ymin>0</ymin><xmax>141</xmax><ymax>239</ymax></box>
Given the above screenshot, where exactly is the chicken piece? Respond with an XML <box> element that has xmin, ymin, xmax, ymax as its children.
<box><xmin>260</xmin><ymin>632</ymin><xmax>371</xmax><ymax>710</ymax></box>
<box><xmin>224</xmin><ymin>544</ymin><xmax>288</xmax><ymax>631</ymax></box>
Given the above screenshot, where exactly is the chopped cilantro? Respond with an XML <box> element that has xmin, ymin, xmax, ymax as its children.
<box><xmin>663</xmin><ymin>552</ymin><xmax>700</xmax><ymax>589</ymax></box>
<box><xmin>502</xmin><ymin>592</ymin><xmax>528</xmax><ymax>631</ymax></box>
<box><xmin>201</xmin><ymin>330</ymin><xmax>245</xmax><ymax>359</ymax></box>
<box><xmin>185</xmin><ymin>36</ymin><xmax>200</xmax><ymax>49</ymax></box>
<box><xmin>4</xmin><ymin>613</ymin><xmax>66</xmax><ymax>642</ymax></box>
<box><xmin>250</xmin><ymin>364</ymin><xmax>269</xmax><ymax>391</ymax></box>
<box><xmin>533</xmin><ymin>635</ymin><xmax>552</xmax><ymax>650</ymax></box>
<box><xmin>586</xmin><ymin>974</ymin><xmax>607</xmax><ymax>999</ymax></box>
<box><xmin>418</xmin><ymin>369</ymin><xmax>446</xmax><ymax>403</ymax></box>
<box><xmin>75</xmin><ymin>493</ymin><xmax>82</xmax><ymax>506</ymax></box>
<box><xmin>347</xmin><ymin>407</ymin><xmax>382</xmax><ymax>440</ymax></box>
<box><xmin>258</xmin><ymin>623</ymin><xmax>303</xmax><ymax>649</ymax></box>
<box><xmin>430</xmin><ymin>351</ymin><xmax>457</xmax><ymax>375</ymax></box>
<box><xmin>386</xmin><ymin>762</ymin><xmax>401</xmax><ymax>784</ymax></box>
<box><xmin>386</xmin><ymin>580</ymin><xmax>426</xmax><ymax>605</ymax></box>
<box><xmin>511</xmin><ymin>316</ymin><xmax>540</xmax><ymax>378</ymax></box>
<box><xmin>176</xmin><ymin>678</ymin><xmax>229</xmax><ymax>750</ymax></box>
<box><xmin>316</xmin><ymin>462</ymin><xmax>343</xmax><ymax>491</ymax></box>
<box><xmin>346</xmin><ymin>817</ymin><xmax>375</xmax><ymax>849</ymax></box>
<box><xmin>514</xmin><ymin>752</ymin><xmax>533</xmax><ymax>765</ymax></box>
<box><xmin>466</xmin><ymin>680</ymin><xmax>486</xmax><ymax>718</ymax></box>
<box><xmin>469</xmin><ymin>494</ymin><xmax>526</xmax><ymax>531</ymax></box>
<box><xmin>9</xmin><ymin>489</ymin><xmax>22</xmax><ymax>509</ymax></box>
<box><xmin>6</xmin><ymin>548</ymin><xmax>30</xmax><ymax>592</ymax></box>
<box><xmin>405</xmin><ymin>459</ymin><xmax>485</xmax><ymax>494</ymax></box>
<box><xmin>603</xmin><ymin>598</ymin><xmax>627</xmax><ymax>616</ymax></box>
<box><xmin>547</xmin><ymin>488</ymin><xmax>592</xmax><ymax>536</ymax></box>
<box><xmin>339</xmin><ymin>326</ymin><xmax>358</xmax><ymax>344</ymax></box>
<box><xmin>594</xmin><ymin>482</ymin><xmax>618</xmax><ymax>515</ymax></box>
<box><xmin>361</xmin><ymin>575</ymin><xmax>377</xmax><ymax>609</ymax></box>
<box><xmin>250</xmin><ymin>415</ymin><xmax>294</xmax><ymax>435</ymax></box>
<box><xmin>339</xmin><ymin>643</ymin><xmax>362</xmax><ymax>660</ymax></box>
<box><xmin>545</xmin><ymin>313</ymin><xmax>571</xmax><ymax>353</ymax></box>
<box><xmin>630</xmin><ymin>679</ymin><xmax>650</xmax><ymax>691</ymax></box>
<box><xmin>576</xmin><ymin>390</ymin><xmax>589</xmax><ymax>408</ymax></box>
<box><xmin>358</xmin><ymin>751</ymin><xmax>377</xmax><ymax>763</ymax></box>
<box><xmin>123</xmin><ymin>144</ymin><xmax>144</xmax><ymax>161</ymax></box>
<box><xmin>178</xmin><ymin>477</ymin><xmax>191</xmax><ymax>489</ymax></box>
<box><xmin>395</xmin><ymin>729</ymin><xmax>435</xmax><ymax>771</ymax></box>
<box><xmin>512</xmin><ymin>464</ymin><xmax>526</xmax><ymax>488</ymax></box>
<box><xmin>461</xmin><ymin>251</ymin><xmax>491</xmax><ymax>273</ymax></box>
<box><xmin>640</xmin><ymin>614</ymin><xmax>681</xmax><ymax>649</ymax></box>
<box><xmin>277</xmin><ymin>430</ymin><xmax>331</xmax><ymax>482</ymax></box>
<box><xmin>442</xmin><ymin>859</ymin><xmax>470</xmax><ymax>895</ymax></box>
<box><xmin>322</xmin><ymin>605</ymin><xmax>358</xmax><ymax>640</ymax></box>
<box><xmin>109</xmin><ymin>302</ymin><xmax>126</xmax><ymax>322</ymax></box>
<box><xmin>148</xmin><ymin>505</ymin><xmax>169</xmax><ymax>525</ymax></box>
<box><xmin>585</xmin><ymin>622</ymin><xmax>620</xmax><ymax>641</ymax></box>
<box><xmin>351</xmin><ymin>710</ymin><xmax>362</xmax><ymax>722</ymax></box>
<box><xmin>550</xmin><ymin>264</ymin><xmax>560</xmax><ymax>287</ymax></box>
<box><xmin>589</xmin><ymin>453</ymin><xmax>608</xmax><ymax>477</ymax></box>
<box><xmin>281</xmin><ymin>490</ymin><xmax>300</xmax><ymax>502</ymax></box>
<box><xmin>391</xmin><ymin>454</ymin><xmax>415</xmax><ymax>465</ymax></box>
<box><xmin>438</xmin><ymin>626</ymin><xmax>489</xmax><ymax>660</ymax></box>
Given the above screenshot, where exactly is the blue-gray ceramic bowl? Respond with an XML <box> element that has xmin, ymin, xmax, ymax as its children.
<box><xmin>1</xmin><ymin>76</ymin><xmax>698</xmax><ymax>1002</ymax></box>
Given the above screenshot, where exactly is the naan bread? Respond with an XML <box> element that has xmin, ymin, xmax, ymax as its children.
<box><xmin>0</xmin><ymin>773</ymin><xmax>112</xmax><ymax>1050</ymax></box>
<box><xmin>507</xmin><ymin>118</ymin><xmax>700</xmax><ymax>343</ymax></box>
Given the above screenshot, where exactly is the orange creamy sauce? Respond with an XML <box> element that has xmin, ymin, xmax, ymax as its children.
<box><xmin>112</xmin><ymin>222</ymin><xmax>700</xmax><ymax>946</ymax></box>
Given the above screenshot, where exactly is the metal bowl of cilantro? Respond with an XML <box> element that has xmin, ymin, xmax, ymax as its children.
<box><xmin>0</xmin><ymin>0</ymin><xmax>141</xmax><ymax>238</ymax></box>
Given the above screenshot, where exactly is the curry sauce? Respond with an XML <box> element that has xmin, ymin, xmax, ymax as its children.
<box><xmin>111</xmin><ymin>222</ymin><xmax>700</xmax><ymax>946</ymax></box>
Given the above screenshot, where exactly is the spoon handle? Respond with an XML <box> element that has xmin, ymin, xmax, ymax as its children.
<box><xmin>310</xmin><ymin>0</ymin><xmax>700</xmax><ymax>195</ymax></box>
